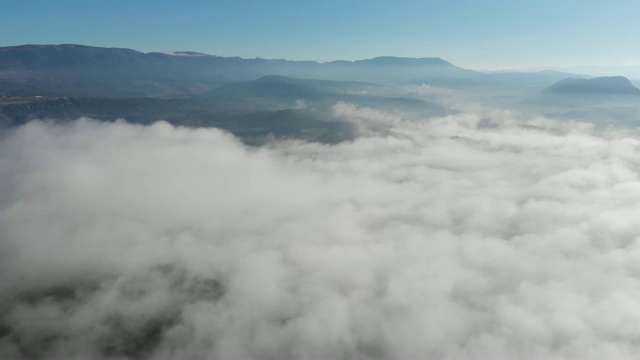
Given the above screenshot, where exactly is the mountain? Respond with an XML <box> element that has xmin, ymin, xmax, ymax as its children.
<box><xmin>0</xmin><ymin>94</ymin><xmax>356</xmax><ymax>144</ymax></box>
<box><xmin>526</xmin><ymin>76</ymin><xmax>640</xmax><ymax>122</ymax></box>
<box><xmin>543</xmin><ymin>76</ymin><xmax>640</xmax><ymax>95</ymax></box>
<box><xmin>0</xmin><ymin>74</ymin><xmax>454</xmax><ymax>143</ymax></box>
<box><xmin>4</xmin><ymin>44</ymin><xmax>638</xmax><ymax>141</ymax></box>
<box><xmin>5</xmin><ymin>44</ymin><xmax>601</xmax><ymax>102</ymax></box>
<box><xmin>0</xmin><ymin>44</ymin><xmax>473</xmax><ymax>98</ymax></box>
<box><xmin>208</xmin><ymin>75</ymin><xmax>451</xmax><ymax>118</ymax></box>
<box><xmin>412</xmin><ymin>69</ymin><xmax>590</xmax><ymax>90</ymax></box>
<box><xmin>0</xmin><ymin>44</ymin><xmax>262</xmax><ymax>97</ymax></box>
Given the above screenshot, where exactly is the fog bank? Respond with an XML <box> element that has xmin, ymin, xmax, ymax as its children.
<box><xmin>2</xmin><ymin>114</ymin><xmax>640</xmax><ymax>359</ymax></box>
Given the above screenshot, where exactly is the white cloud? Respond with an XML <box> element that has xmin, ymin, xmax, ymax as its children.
<box><xmin>2</xmin><ymin>114</ymin><xmax>640</xmax><ymax>359</ymax></box>
<box><xmin>332</xmin><ymin>101</ymin><xmax>403</xmax><ymax>135</ymax></box>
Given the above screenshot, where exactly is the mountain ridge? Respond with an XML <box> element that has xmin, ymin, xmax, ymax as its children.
<box><xmin>0</xmin><ymin>44</ymin><xmax>472</xmax><ymax>97</ymax></box>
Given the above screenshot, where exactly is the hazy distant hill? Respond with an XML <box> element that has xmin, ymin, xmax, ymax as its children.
<box><xmin>543</xmin><ymin>76</ymin><xmax>640</xmax><ymax>95</ymax></box>
<box><xmin>1</xmin><ymin>44</ymin><xmax>596</xmax><ymax>101</ymax></box>
<box><xmin>1</xmin><ymin>74</ymin><xmax>454</xmax><ymax>143</ymax></box>
<box><xmin>3</xmin><ymin>44</ymin><xmax>638</xmax><ymax>140</ymax></box>
<box><xmin>411</xmin><ymin>69</ymin><xmax>590</xmax><ymax>91</ymax></box>
<box><xmin>209</xmin><ymin>75</ymin><xmax>451</xmax><ymax>118</ymax></box>
<box><xmin>0</xmin><ymin>94</ymin><xmax>355</xmax><ymax>144</ymax></box>
<box><xmin>0</xmin><ymin>44</ymin><xmax>263</xmax><ymax>97</ymax></box>
<box><xmin>525</xmin><ymin>76</ymin><xmax>640</xmax><ymax>123</ymax></box>
<box><xmin>0</xmin><ymin>44</ymin><xmax>474</xmax><ymax>97</ymax></box>
<box><xmin>530</xmin><ymin>76</ymin><xmax>640</xmax><ymax>108</ymax></box>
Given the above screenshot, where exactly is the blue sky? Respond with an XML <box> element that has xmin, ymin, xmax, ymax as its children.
<box><xmin>1</xmin><ymin>0</ymin><xmax>639</xmax><ymax>70</ymax></box>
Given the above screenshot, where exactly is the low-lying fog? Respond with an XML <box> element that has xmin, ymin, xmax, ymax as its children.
<box><xmin>2</xmin><ymin>101</ymin><xmax>640</xmax><ymax>359</ymax></box>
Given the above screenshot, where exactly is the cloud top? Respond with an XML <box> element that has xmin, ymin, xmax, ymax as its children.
<box><xmin>2</xmin><ymin>114</ymin><xmax>640</xmax><ymax>359</ymax></box>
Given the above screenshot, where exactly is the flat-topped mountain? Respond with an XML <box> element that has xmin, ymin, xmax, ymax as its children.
<box><xmin>543</xmin><ymin>76</ymin><xmax>640</xmax><ymax>95</ymax></box>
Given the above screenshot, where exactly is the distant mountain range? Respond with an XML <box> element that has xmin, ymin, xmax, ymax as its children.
<box><xmin>0</xmin><ymin>72</ymin><xmax>452</xmax><ymax>144</ymax></box>
<box><xmin>2</xmin><ymin>44</ymin><xmax>639</xmax><ymax>141</ymax></box>
<box><xmin>0</xmin><ymin>44</ymin><xmax>472</xmax><ymax>97</ymax></box>
<box><xmin>1</xmin><ymin>44</ymin><xmax>610</xmax><ymax>99</ymax></box>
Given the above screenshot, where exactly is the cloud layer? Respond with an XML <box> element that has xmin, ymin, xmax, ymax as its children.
<box><xmin>2</xmin><ymin>112</ymin><xmax>640</xmax><ymax>359</ymax></box>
